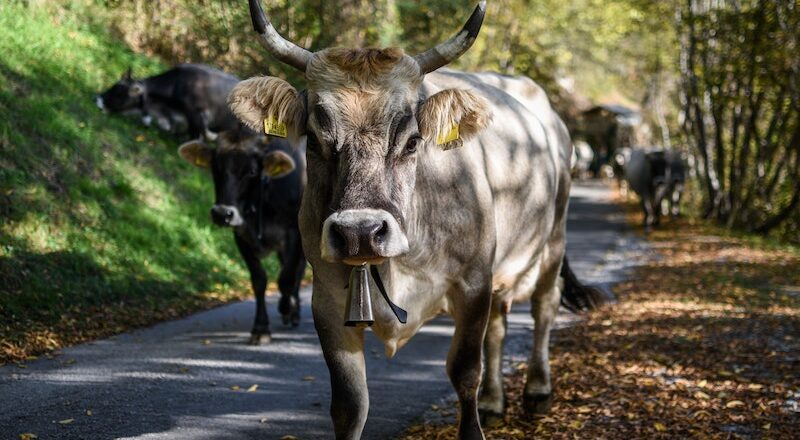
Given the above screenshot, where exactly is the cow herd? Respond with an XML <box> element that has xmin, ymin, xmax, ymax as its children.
<box><xmin>91</xmin><ymin>1</ymin><xmax>675</xmax><ymax>439</ymax></box>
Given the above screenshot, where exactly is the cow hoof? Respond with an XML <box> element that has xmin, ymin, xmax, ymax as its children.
<box><xmin>291</xmin><ymin>312</ymin><xmax>300</xmax><ymax>327</ymax></box>
<box><xmin>478</xmin><ymin>408</ymin><xmax>504</xmax><ymax>427</ymax></box>
<box><xmin>248</xmin><ymin>332</ymin><xmax>272</xmax><ymax>345</ymax></box>
<box><xmin>281</xmin><ymin>314</ymin><xmax>291</xmax><ymax>326</ymax></box>
<box><xmin>523</xmin><ymin>393</ymin><xmax>553</xmax><ymax>415</ymax></box>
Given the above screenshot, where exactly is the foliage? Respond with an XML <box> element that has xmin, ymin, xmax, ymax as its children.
<box><xmin>0</xmin><ymin>2</ymin><xmax>286</xmax><ymax>362</ymax></box>
<box><xmin>678</xmin><ymin>0</ymin><xmax>800</xmax><ymax>236</ymax></box>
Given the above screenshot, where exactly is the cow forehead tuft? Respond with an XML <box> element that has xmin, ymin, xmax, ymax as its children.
<box><xmin>307</xmin><ymin>48</ymin><xmax>422</xmax><ymax>92</ymax></box>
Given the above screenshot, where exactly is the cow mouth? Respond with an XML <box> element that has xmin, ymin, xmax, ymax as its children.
<box><xmin>342</xmin><ymin>257</ymin><xmax>387</xmax><ymax>266</ymax></box>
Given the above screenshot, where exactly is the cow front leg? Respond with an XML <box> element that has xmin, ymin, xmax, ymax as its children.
<box><xmin>478</xmin><ymin>300</ymin><xmax>507</xmax><ymax>426</ymax></box>
<box><xmin>278</xmin><ymin>232</ymin><xmax>306</xmax><ymax>327</ymax></box>
<box><xmin>523</xmin><ymin>282</ymin><xmax>561</xmax><ymax>414</ymax></box>
<box><xmin>314</xmin><ymin>302</ymin><xmax>368</xmax><ymax>440</ymax></box>
<box><xmin>235</xmin><ymin>235</ymin><xmax>271</xmax><ymax>345</ymax></box>
<box><xmin>448</xmin><ymin>282</ymin><xmax>491</xmax><ymax>440</ymax></box>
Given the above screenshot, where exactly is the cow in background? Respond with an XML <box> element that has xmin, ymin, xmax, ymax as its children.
<box><xmin>624</xmin><ymin>148</ymin><xmax>686</xmax><ymax>229</ymax></box>
<box><xmin>178</xmin><ymin>126</ymin><xmax>307</xmax><ymax>344</ymax></box>
<box><xmin>96</xmin><ymin>64</ymin><xmax>240</xmax><ymax>141</ymax></box>
<box><xmin>229</xmin><ymin>1</ymin><xmax>604</xmax><ymax>437</ymax></box>
<box><xmin>571</xmin><ymin>140</ymin><xmax>594</xmax><ymax>180</ymax></box>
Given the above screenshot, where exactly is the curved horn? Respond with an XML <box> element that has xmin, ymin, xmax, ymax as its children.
<box><xmin>249</xmin><ymin>0</ymin><xmax>312</xmax><ymax>72</ymax></box>
<box><xmin>414</xmin><ymin>1</ymin><xmax>487</xmax><ymax>74</ymax></box>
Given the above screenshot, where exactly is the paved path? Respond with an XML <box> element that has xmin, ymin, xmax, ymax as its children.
<box><xmin>0</xmin><ymin>181</ymin><xmax>646</xmax><ymax>440</ymax></box>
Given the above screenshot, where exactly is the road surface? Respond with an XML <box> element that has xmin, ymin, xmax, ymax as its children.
<box><xmin>0</xmin><ymin>181</ymin><xmax>647</xmax><ymax>439</ymax></box>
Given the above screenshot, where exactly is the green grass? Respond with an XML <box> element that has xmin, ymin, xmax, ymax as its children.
<box><xmin>0</xmin><ymin>2</ymin><xmax>279</xmax><ymax>362</ymax></box>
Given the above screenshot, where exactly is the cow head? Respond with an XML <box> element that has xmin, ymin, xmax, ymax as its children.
<box><xmin>178</xmin><ymin>127</ymin><xmax>296</xmax><ymax>227</ymax></box>
<box><xmin>229</xmin><ymin>0</ymin><xmax>491</xmax><ymax>266</ymax></box>
<box><xmin>96</xmin><ymin>68</ymin><xmax>147</xmax><ymax>114</ymax></box>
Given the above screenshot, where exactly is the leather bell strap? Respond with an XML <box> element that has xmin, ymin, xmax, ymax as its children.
<box><xmin>369</xmin><ymin>265</ymin><xmax>408</xmax><ymax>324</ymax></box>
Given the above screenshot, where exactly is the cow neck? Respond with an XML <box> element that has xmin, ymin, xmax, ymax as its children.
<box><xmin>255</xmin><ymin>175</ymin><xmax>268</xmax><ymax>240</ymax></box>
<box><xmin>369</xmin><ymin>264</ymin><xmax>407</xmax><ymax>324</ymax></box>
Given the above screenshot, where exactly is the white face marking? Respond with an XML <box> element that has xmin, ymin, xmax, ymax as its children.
<box><xmin>204</xmin><ymin>130</ymin><xmax>218</xmax><ymax>141</ymax></box>
<box><xmin>95</xmin><ymin>96</ymin><xmax>105</xmax><ymax>111</ymax></box>
<box><xmin>141</xmin><ymin>115</ymin><xmax>153</xmax><ymax>126</ymax></box>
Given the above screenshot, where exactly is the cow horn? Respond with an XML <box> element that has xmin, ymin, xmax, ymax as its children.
<box><xmin>248</xmin><ymin>0</ymin><xmax>312</xmax><ymax>72</ymax></box>
<box><xmin>414</xmin><ymin>1</ymin><xmax>487</xmax><ymax>74</ymax></box>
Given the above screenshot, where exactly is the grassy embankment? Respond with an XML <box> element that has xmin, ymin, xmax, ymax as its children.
<box><xmin>0</xmin><ymin>3</ymin><xmax>281</xmax><ymax>364</ymax></box>
<box><xmin>402</xmin><ymin>200</ymin><xmax>800</xmax><ymax>439</ymax></box>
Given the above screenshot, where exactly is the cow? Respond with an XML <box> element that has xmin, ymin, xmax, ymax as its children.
<box><xmin>178</xmin><ymin>126</ymin><xmax>307</xmax><ymax>344</ymax></box>
<box><xmin>571</xmin><ymin>140</ymin><xmax>595</xmax><ymax>180</ymax></box>
<box><xmin>624</xmin><ymin>148</ymin><xmax>685</xmax><ymax>229</ymax></box>
<box><xmin>227</xmin><ymin>1</ymin><xmax>603</xmax><ymax>438</ymax></box>
<box><xmin>96</xmin><ymin>64</ymin><xmax>240</xmax><ymax>141</ymax></box>
<box><xmin>664</xmin><ymin>150</ymin><xmax>686</xmax><ymax>217</ymax></box>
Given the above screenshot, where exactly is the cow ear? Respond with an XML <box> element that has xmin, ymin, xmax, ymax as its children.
<box><xmin>263</xmin><ymin>151</ymin><xmax>296</xmax><ymax>179</ymax></box>
<box><xmin>178</xmin><ymin>140</ymin><xmax>213</xmax><ymax>169</ymax></box>
<box><xmin>418</xmin><ymin>89</ymin><xmax>492</xmax><ymax>150</ymax></box>
<box><xmin>228</xmin><ymin>76</ymin><xmax>305</xmax><ymax>142</ymax></box>
<box><xmin>122</xmin><ymin>67</ymin><xmax>132</xmax><ymax>80</ymax></box>
<box><xmin>129</xmin><ymin>82</ymin><xmax>145</xmax><ymax>97</ymax></box>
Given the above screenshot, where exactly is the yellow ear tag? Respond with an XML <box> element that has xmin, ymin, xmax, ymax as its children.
<box><xmin>264</xmin><ymin>116</ymin><xmax>288</xmax><ymax>138</ymax></box>
<box><xmin>194</xmin><ymin>156</ymin><xmax>209</xmax><ymax>167</ymax></box>
<box><xmin>436</xmin><ymin>123</ymin><xmax>460</xmax><ymax>145</ymax></box>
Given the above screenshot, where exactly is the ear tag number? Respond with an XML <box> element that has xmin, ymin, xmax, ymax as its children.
<box><xmin>264</xmin><ymin>116</ymin><xmax>288</xmax><ymax>138</ymax></box>
<box><xmin>436</xmin><ymin>123</ymin><xmax>460</xmax><ymax>145</ymax></box>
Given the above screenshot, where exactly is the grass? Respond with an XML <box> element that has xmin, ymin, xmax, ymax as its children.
<box><xmin>0</xmin><ymin>2</ymin><xmax>280</xmax><ymax>363</ymax></box>
<box><xmin>400</xmin><ymin>199</ymin><xmax>800</xmax><ymax>439</ymax></box>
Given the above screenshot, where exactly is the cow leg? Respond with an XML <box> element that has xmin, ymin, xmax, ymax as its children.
<box><xmin>234</xmin><ymin>235</ymin><xmax>271</xmax><ymax>345</ymax></box>
<box><xmin>278</xmin><ymin>231</ymin><xmax>305</xmax><ymax>327</ymax></box>
<box><xmin>478</xmin><ymin>300</ymin><xmax>507</xmax><ymax>426</ymax></box>
<box><xmin>182</xmin><ymin>106</ymin><xmax>207</xmax><ymax>141</ymax></box>
<box><xmin>523</xmin><ymin>251</ymin><xmax>563</xmax><ymax>415</ymax></box>
<box><xmin>448</xmin><ymin>278</ymin><xmax>492</xmax><ymax>440</ymax></box>
<box><xmin>642</xmin><ymin>196</ymin><xmax>655</xmax><ymax>231</ymax></box>
<box><xmin>313</xmin><ymin>299</ymin><xmax>368</xmax><ymax>440</ymax></box>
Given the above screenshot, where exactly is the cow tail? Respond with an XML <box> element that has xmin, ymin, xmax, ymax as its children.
<box><xmin>559</xmin><ymin>255</ymin><xmax>605</xmax><ymax>313</ymax></box>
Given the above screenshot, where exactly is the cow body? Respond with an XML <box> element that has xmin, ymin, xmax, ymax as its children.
<box><xmin>97</xmin><ymin>64</ymin><xmax>240</xmax><ymax>140</ymax></box>
<box><xmin>229</xmin><ymin>2</ymin><xmax>601</xmax><ymax>437</ymax></box>
<box><xmin>624</xmin><ymin>148</ymin><xmax>686</xmax><ymax>229</ymax></box>
<box><xmin>179</xmin><ymin>128</ymin><xmax>307</xmax><ymax>343</ymax></box>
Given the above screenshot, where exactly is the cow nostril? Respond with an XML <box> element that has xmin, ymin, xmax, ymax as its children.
<box><xmin>329</xmin><ymin>224</ymin><xmax>347</xmax><ymax>252</ymax></box>
<box><xmin>374</xmin><ymin>221</ymin><xmax>388</xmax><ymax>240</ymax></box>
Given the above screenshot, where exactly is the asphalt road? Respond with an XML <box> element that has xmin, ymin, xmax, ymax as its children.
<box><xmin>0</xmin><ymin>181</ymin><xmax>647</xmax><ymax>440</ymax></box>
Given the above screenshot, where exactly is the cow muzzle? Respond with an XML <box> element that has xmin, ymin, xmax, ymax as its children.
<box><xmin>321</xmin><ymin>209</ymin><xmax>409</xmax><ymax>265</ymax></box>
<box><xmin>210</xmin><ymin>205</ymin><xmax>244</xmax><ymax>227</ymax></box>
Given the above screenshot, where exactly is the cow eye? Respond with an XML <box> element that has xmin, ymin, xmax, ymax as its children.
<box><xmin>405</xmin><ymin>136</ymin><xmax>422</xmax><ymax>155</ymax></box>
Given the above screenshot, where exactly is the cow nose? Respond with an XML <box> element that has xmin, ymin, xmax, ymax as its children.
<box><xmin>321</xmin><ymin>209</ymin><xmax>409</xmax><ymax>264</ymax></box>
<box><xmin>330</xmin><ymin>220</ymin><xmax>387</xmax><ymax>257</ymax></box>
<box><xmin>210</xmin><ymin>205</ymin><xmax>235</xmax><ymax>226</ymax></box>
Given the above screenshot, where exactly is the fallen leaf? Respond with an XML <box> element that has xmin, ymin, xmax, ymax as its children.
<box><xmin>259</xmin><ymin>417</ymin><xmax>268</xmax><ymax>424</ymax></box>
<box><xmin>654</xmin><ymin>422</ymin><xmax>666</xmax><ymax>432</ymax></box>
<box><xmin>18</xmin><ymin>434</ymin><xmax>38</xmax><ymax>440</ymax></box>
<box><xmin>230</xmin><ymin>385</ymin><xmax>241</xmax><ymax>391</ymax></box>
<box><xmin>58</xmin><ymin>419</ymin><xmax>74</xmax><ymax>424</ymax></box>
<box><xmin>694</xmin><ymin>391</ymin><xmax>711</xmax><ymax>400</ymax></box>
<box><xmin>302</xmin><ymin>376</ymin><xmax>315</xmax><ymax>381</ymax></box>
<box><xmin>85</xmin><ymin>410</ymin><xmax>92</xmax><ymax>416</ymax></box>
<box><xmin>725</xmin><ymin>400</ymin><xmax>745</xmax><ymax>408</ymax></box>
<box><xmin>135</xmin><ymin>135</ymin><xmax>145</xmax><ymax>142</ymax></box>
<box><xmin>202</xmin><ymin>339</ymin><xmax>211</xmax><ymax>345</ymax></box>
<box><xmin>247</xmin><ymin>384</ymin><xmax>259</xmax><ymax>392</ymax></box>
<box><xmin>697</xmin><ymin>379</ymin><xmax>708</xmax><ymax>388</ymax></box>
<box><xmin>280</xmin><ymin>436</ymin><xmax>299</xmax><ymax>440</ymax></box>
